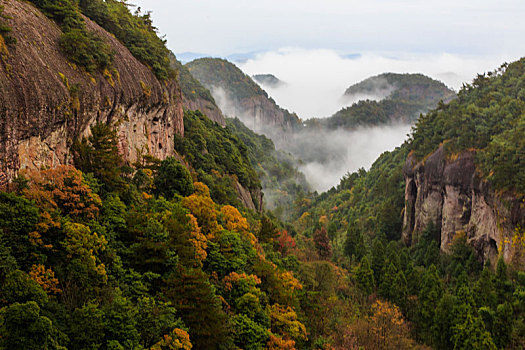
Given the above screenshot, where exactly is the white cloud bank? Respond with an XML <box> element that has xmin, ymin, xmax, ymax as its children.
<box><xmin>240</xmin><ymin>49</ymin><xmax>520</xmax><ymax>119</ymax></box>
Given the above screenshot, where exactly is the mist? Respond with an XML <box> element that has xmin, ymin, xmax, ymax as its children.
<box><xmin>207</xmin><ymin>50</ymin><xmax>519</xmax><ymax>192</ymax></box>
<box><xmin>285</xmin><ymin>124</ymin><xmax>411</xmax><ymax>192</ymax></box>
<box><xmin>239</xmin><ymin>49</ymin><xmax>517</xmax><ymax>119</ymax></box>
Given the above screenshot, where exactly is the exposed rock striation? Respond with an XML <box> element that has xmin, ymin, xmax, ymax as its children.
<box><xmin>402</xmin><ymin>146</ymin><xmax>525</xmax><ymax>264</ymax></box>
<box><xmin>0</xmin><ymin>0</ymin><xmax>184</xmax><ymax>188</ymax></box>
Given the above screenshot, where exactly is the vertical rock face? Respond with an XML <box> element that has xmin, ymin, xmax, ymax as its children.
<box><xmin>0</xmin><ymin>0</ymin><xmax>184</xmax><ymax>188</ymax></box>
<box><xmin>403</xmin><ymin>146</ymin><xmax>525</xmax><ymax>263</ymax></box>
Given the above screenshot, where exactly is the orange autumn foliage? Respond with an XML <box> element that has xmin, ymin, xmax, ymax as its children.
<box><xmin>151</xmin><ymin>328</ymin><xmax>192</xmax><ymax>350</ymax></box>
<box><xmin>187</xmin><ymin>213</ymin><xmax>207</xmax><ymax>263</ymax></box>
<box><xmin>223</xmin><ymin>272</ymin><xmax>261</xmax><ymax>293</ymax></box>
<box><xmin>22</xmin><ymin>165</ymin><xmax>101</xmax><ymax>219</ymax></box>
<box><xmin>29</xmin><ymin>264</ymin><xmax>62</xmax><ymax>294</ymax></box>
<box><xmin>267</xmin><ymin>334</ymin><xmax>296</xmax><ymax>350</ymax></box>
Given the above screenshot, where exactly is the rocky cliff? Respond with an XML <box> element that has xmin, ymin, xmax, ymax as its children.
<box><xmin>0</xmin><ymin>0</ymin><xmax>184</xmax><ymax>188</ymax></box>
<box><xmin>402</xmin><ymin>146</ymin><xmax>525</xmax><ymax>264</ymax></box>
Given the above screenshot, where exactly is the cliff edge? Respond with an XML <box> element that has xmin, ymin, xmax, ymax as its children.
<box><xmin>0</xmin><ymin>0</ymin><xmax>184</xmax><ymax>188</ymax></box>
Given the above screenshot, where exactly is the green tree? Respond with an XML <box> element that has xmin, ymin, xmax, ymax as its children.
<box><xmin>1</xmin><ymin>270</ymin><xmax>48</xmax><ymax>307</ymax></box>
<box><xmin>371</xmin><ymin>237</ymin><xmax>386</xmax><ymax>285</ymax></box>
<box><xmin>432</xmin><ymin>293</ymin><xmax>457</xmax><ymax>349</ymax></box>
<box><xmin>153</xmin><ymin>157</ymin><xmax>194</xmax><ymax>199</ymax></box>
<box><xmin>0</xmin><ymin>301</ymin><xmax>66</xmax><ymax>349</ymax></box>
<box><xmin>0</xmin><ymin>192</ymin><xmax>39</xmax><ymax>269</ymax></box>
<box><xmin>73</xmin><ymin>123</ymin><xmax>124</xmax><ymax>193</ymax></box>
<box><xmin>232</xmin><ymin>314</ymin><xmax>269</xmax><ymax>350</ymax></box>
<box><xmin>417</xmin><ymin>264</ymin><xmax>443</xmax><ymax>342</ymax></box>
<box><xmin>451</xmin><ymin>313</ymin><xmax>496</xmax><ymax>350</ymax></box>
<box><xmin>356</xmin><ymin>256</ymin><xmax>375</xmax><ymax>295</ymax></box>
<box><xmin>163</xmin><ymin>265</ymin><xmax>232</xmax><ymax>349</ymax></box>
<box><xmin>344</xmin><ymin>221</ymin><xmax>364</xmax><ymax>261</ymax></box>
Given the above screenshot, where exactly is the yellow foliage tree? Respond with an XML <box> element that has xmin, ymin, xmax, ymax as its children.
<box><xmin>62</xmin><ymin>222</ymin><xmax>108</xmax><ymax>283</ymax></box>
<box><xmin>269</xmin><ymin>304</ymin><xmax>308</xmax><ymax>342</ymax></box>
<box><xmin>182</xmin><ymin>182</ymin><xmax>222</xmax><ymax>239</ymax></box>
<box><xmin>187</xmin><ymin>214</ymin><xmax>207</xmax><ymax>263</ymax></box>
<box><xmin>220</xmin><ymin>205</ymin><xmax>256</xmax><ymax>245</ymax></box>
<box><xmin>151</xmin><ymin>328</ymin><xmax>192</xmax><ymax>350</ymax></box>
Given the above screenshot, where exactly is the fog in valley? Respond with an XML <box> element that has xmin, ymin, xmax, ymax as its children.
<box><xmin>239</xmin><ymin>49</ymin><xmax>513</xmax><ymax>118</ymax></box>
<box><xmin>289</xmin><ymin>124</ymin><xmax>411</xmax><ymax>192</ymax></box>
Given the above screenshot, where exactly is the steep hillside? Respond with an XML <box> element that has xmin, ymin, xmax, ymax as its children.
<box><xmin>314</xmin><ymin>73</ymin><xmax>455</xmax><ymax>130</ymax></box>
<box><xmin>186</xmin><ymin>58</ymin><xmax>301</xmax><ymax>139</ymax></box>
<box><xmin>226</xmin><ymin>117</ymin><xmax>310</xmax><ymax>219</ymax></box>
<box><xmin>0</xmin><ymin>0</ymin><xmax>183</xmax><ymax>188</ymax></box>
<box><xmin>174</xmin><ymin>110</ymin><xmax>263</xmax><ymax>211</ymax></box>
<box><xmin>169</xmin><ymin>53</ymin><xmax>225</xmax><ymax>125</ymax></box>
<box><xmin>403</xmin><ymin>60</ymin><xmax>525</xmax><ymax>264</ymax></box>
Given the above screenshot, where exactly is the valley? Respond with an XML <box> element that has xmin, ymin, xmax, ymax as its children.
<box><xmin>0</xmin><ymin>1</ymin><xmax>524</xmax><ymax>349</ymax></box>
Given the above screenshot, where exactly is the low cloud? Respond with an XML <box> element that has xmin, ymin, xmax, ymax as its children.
<box><xmin>240</xmin><ymin>49</ymin><xmax>516</xmax><ymax>119</ymax></box>
<box><xmin>286</xmin><ymin>123</ymin><xmax>411</xmax><ymax>192</ymax></box>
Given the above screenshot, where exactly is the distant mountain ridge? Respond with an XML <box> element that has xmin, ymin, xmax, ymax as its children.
<box><xmin>186</xmin><ymin>58</ymin><xmax>301</xmax><ymax>140</ymax></box>
<box><xmin>312</xmin><ymin>73</ymin><xmax>456</xmax><ymax>130</ymax></box>
<box><xmin>252</xmin><ymin>74</ymin><xmax>285</xmax><ymax>88</ymax></box>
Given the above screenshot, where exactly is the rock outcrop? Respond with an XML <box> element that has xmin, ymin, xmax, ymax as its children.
<box><xmin>182</xmin><ymin>95</ymin><xmax>224</xmax><ymax>126</ymax></box>
<box><xmin>402</xmin><ymin>146</ymin><xmax>525</xmax><ymax>264</ymax></box>
<box><xmin>0</xmin><ymin>0</ymin><xmax>184</xmax><ymax>188</ymax></box>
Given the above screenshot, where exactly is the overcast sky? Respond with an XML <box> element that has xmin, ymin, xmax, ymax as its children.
<box><xmin>131</xmin><ymin>0</ymin><xmax>525</xmax><ymax>119</ymax></box>
<box><xmin>132</xmin><ymin>0</ymin><xmax>525</xmax><ymax>57</ymax></box>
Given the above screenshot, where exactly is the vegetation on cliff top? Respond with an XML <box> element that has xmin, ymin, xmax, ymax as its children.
<box><xmin>26</xmin><ymin>0</ymin><xmax>172</xmax><ymax>79</ymax></box>
<box><xmin>169</xmin><ymin>52</ymin><xmax>217</xmax><ymax>104</ymax></box>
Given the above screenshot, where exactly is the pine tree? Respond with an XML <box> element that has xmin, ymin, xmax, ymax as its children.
<box><xmin>356</xmin><ymin>256</ymin><xmax>375</xmax><ymax>295</ymax></box>
<box><xmin>163</xmin><ymin>265</ymin><xmax>232</xmax><ymax>350</ymax></box>
<box><xmin>417</xmin><ymin>264</ymin><xmax>443</xmax><ymax>342</ymax></box>
<box><xmin>73</xmin><ymin>123</ymin><xmax>124</xmax><ymax>193</ymax></box>
<box><xmin>344</xmin><ymin>222</ymin><xmax>364</xmax><ymax>261</ymax></box>
<box><xmin>378</xmin><ymin>262</ymin><xmax>397</xmax><ymax>301</ymax></box>
<box><xmin>371</xmin><ymin>237</ymin><xmax>386</xmax><ymax>285</ymax></box>
<box><xmin>432</xmin><ymin>293</ymin><xmax>457</xmax><ymax>350</ymax></box>
<box><xmin>452</xmin><ymin>313</ymin><xmax>496</xmax><ymax>350</ymax></box>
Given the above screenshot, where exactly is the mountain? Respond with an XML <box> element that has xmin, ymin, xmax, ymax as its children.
<box><xmin>313</xmin><ymin>73</ymin><xmax>456</xmax><ymax>130</ymax></box>
<box><xmin>252</xmin><ymin>74</ymin><xmax>285</xmax><ymax>88</ymax></box>
<box><xmin>0</xmin><ymin>0</ymin><xmax>183</xmax><ymax>188</ymax></box>
<box><xmin>169</xmin><ymin>53</ymin><xmax>225</xmax><ymax>125</ymax></box>
<box><xmin>186</xmin><ymin>57</ymin><xmax>301</xmax><ymax>140</ymax></box>
<box><xmin>403</xmin><ymin>60</ymin><xmax>525</xmax><ymax>264</ymax></box>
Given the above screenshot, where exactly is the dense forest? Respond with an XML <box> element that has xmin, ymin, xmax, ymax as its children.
<box><xmin>1</xmin><ymin>1</ymin><xmax>525</xmax><ymax>349</ymax></box>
